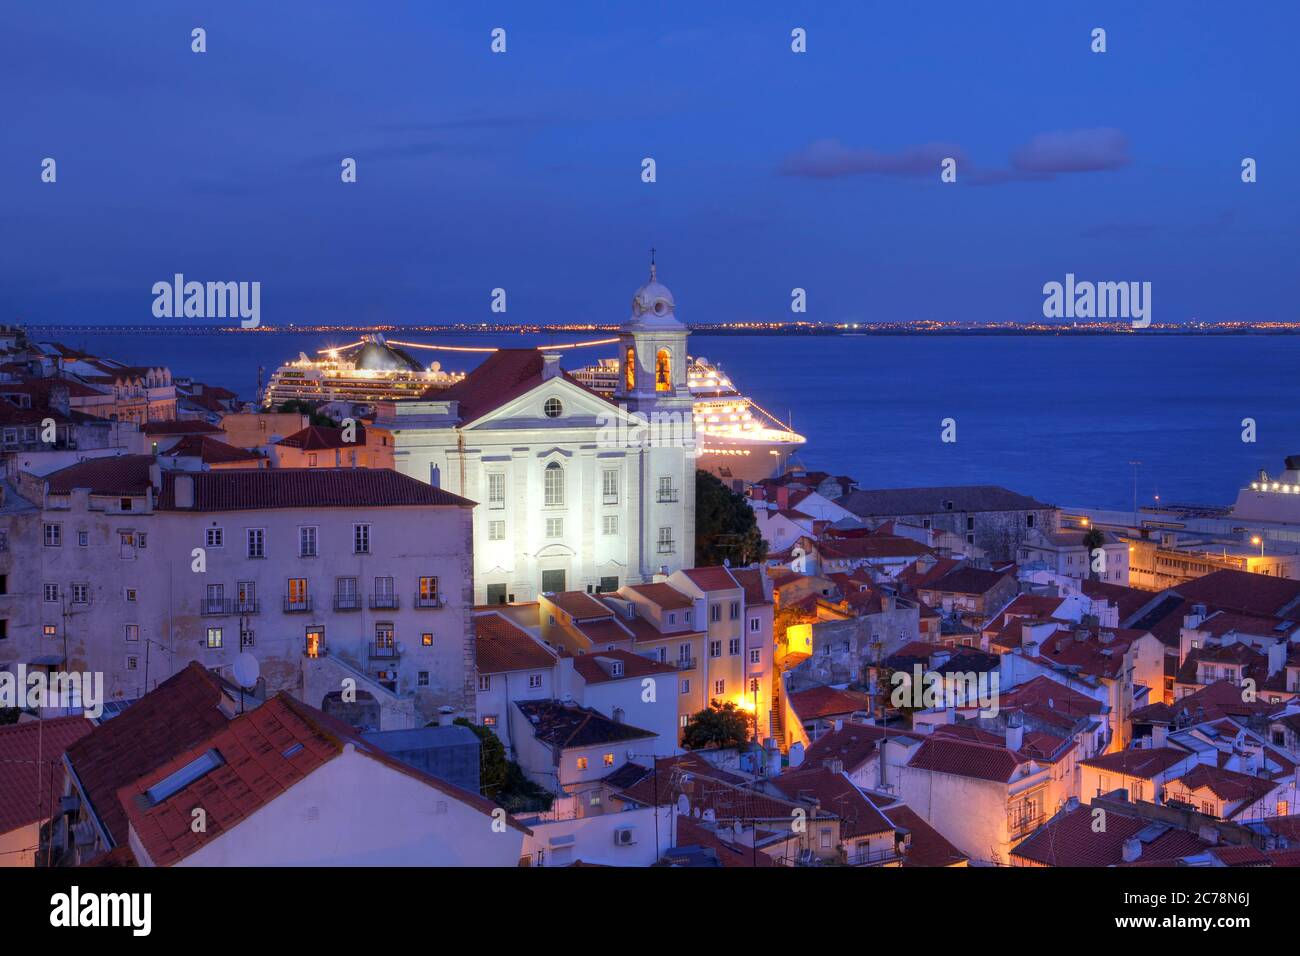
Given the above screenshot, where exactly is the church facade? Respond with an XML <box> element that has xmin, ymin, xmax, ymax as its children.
<box><xmin>378</xmin><ymin>266</ymin><xmax>697</xmax><ymax>604</ymax></box>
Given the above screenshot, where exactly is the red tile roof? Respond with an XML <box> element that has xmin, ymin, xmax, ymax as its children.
<box><xmin>0</xmin><ymin>717</ymin><xmax>93</xmax><ymax>836</ymax></box>
<box><xmin>623</xmin><ymin>582</ymin><xmax>694</xmax><ymax>611</ymax></box>
<box><xmin>546</xmin><ymin>590</ymin><xmax>613</xmax><ymax>620</ymax></box>
<box><xmin>1079</xmin><ymin>747</ymin><xmax>1193</xmax><ymax>780</ymax></box>
<box><xmin>770</xmin><ymin>766</ymin><xmax>893</xmax><ymax>839</ymax></box>
<box><xmin>1012</xmin><ymin>801</ymin><xmax>1210</xmax><ymax>866</ymax></box>
<box><xmin>571</xmin><ymin>650</ymin><xmax>677</xmax><ymax>684</ymax></box>
<box><xmin>161</xmin><ymin>435</ymin><xmax>264</xmax><ymax>465</ymax></box>
<box><xmin>673</xmin><ymin>815</ymin><xmax>777</xmax><ymax>867</ymax></box>
<box><xmin>921</xmin><ymin>566</ymin><xmax>1013</xmax><ymax>596</ymax></box>
<box><xmin>65</xmin><ymin>663</ymin><xmax>233</xmax><ymax>847</ymax></box>
<box><xmin>429</xmin><ymin>349</ymin><xmax>611</xmax><ymax>424</ymax></box>
<box><xmin>787</xmin><ymin>686</ymin><xmax>871</xmax><ymax>723</ymax></box>
<box><xmin>120</xmin><ymin>692</ymin><xmax>528</xmax><ymax>865</ymax></box>
<box><xmin>907</xmin><ymin>736</ymin><xmax>1026</xmax><ymax>783</ymax></box>
<box><xmin>878</xmin><ymin>802</ymin><xmax>969</xmax><ymax>867</ymax></box>
<box><xmin>1175</xmin><ymin>764</ymin><xmax>1278</xmax><ymax>810</ymax></box>
<box><xmin>45</xmin><ymin>455</ymin><xmax>155</xmax><ymax>495</ymax></box>
<box><xmin>681</xmin><ymin>567</ymin><xmax>742</xmax><ymax>592</ymax></box>
<box><xmin>1175</xmin><ymin>569</ymin><xmax>1300</xmax><ymax>618</ymax></box>
<box><xmin>159</xmin><ymin>467</ymin><xmax>472</xmax><ymax>510</ymax></box>
<box><xmin>274</xmin><ymin>424</ymin><xmax>368</xmax><ymax>450</ymax></box>
<box><xmin>474</xmin><ymin>613</ymin><xmax>557</xmax><ymax>673</ymax></box>
<box><xmin>515</xmin><ymin>700</ymin><xmax>656</xmax><ymax>750</ymax></box>
<box><xmin>802</xmin><ymin>723</ymin><xmax>915</xmax><ymax>774</ymax></box>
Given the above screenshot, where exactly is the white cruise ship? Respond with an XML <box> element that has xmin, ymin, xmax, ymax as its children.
<box><xmin>571</xmin><ymin>355</ymin><xmax>805</xmax><ymax>485</ymax></box>
<box><xmin>261</xmin><ymin>334</ymin><xmax>464</xmax><ymax>408</ymax></box>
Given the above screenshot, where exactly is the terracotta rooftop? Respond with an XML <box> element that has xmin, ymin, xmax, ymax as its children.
<box><xmin>907</xmin><ymin>736</ymin><xmax>1026</xmax><ymax>784</ymax></box>
<box><xmin>921</xmin><ymin>566</ymin><xmax>1013</xmax><ymax>596</ymax></box>
<box><xmin>770</xmin><ymin>766</ymin><xmax>894</xmax><ymax>839</ymax></box>
<box><xmin>274</xmin><ymin>424</ymin><xmax>369</xmax><ymax>450</ymax></box>
<box><xmin>514</xmin><ymin>700</ymin><xmax>655</xmax><ymax>751</ymax></box>
<box><xmin>158</xmin><ymin>467</ymin><xmax>472</xmax><ymax>511</ymax></box>
<box><xmin>120</xmin><ymin>692</ymin><xmax>528</xmax><ymax>865</ymax></box>
<box><xmin>786</xmin><ymin>686</ymin><xmax>871</xmax><ymax>723</ymax></box>
<box><xmin>1011</xmin><ymin>801</ymin><xmax>1210</xmax><ymax>866</ymax></box>
<box><xmin>0</xmin><ymin>717</ymin><xmax>94</xmax><ymax>837</ymax></box>
<box><xmin>1079</xmin><ymin>746</ymin><xmax>1193</xmax><ymax>780</ymax></box>
<box><xmin>161</xmin><ymin>434</ymin><xmax>264</xmax><ymax>465</ymax></box>
<box><xmin>545</xmin><ymin>590</ymin><xmax>613</xmax><ymax>621</ymax></box>
<box><xmin>44</xmin><ymin>455</ymin><xmax>154</xmax><ymax>495</ymax></box>
<box><xmin>1173</xmin><ymin>569</ymin><xmax>1300</xmax><ymax>619</ymax></box>
<box><xmin>623</xmin><ymin>582</ymin><xmax>694</xmax><ymax>611</ymax></box>
<box><xmin>64</xmin><ymin>663</ymin><xmax>233</xmax><ymax>848</ymax></box>
<box><xmin>571</xmin><ymin>650</ymin><xmax>677</xmax><ymax>684</ymax></box>
<box><xmin>474</xmin><ymin>612</ymin><xmax>556</xmax><ymax>673</ymax></box>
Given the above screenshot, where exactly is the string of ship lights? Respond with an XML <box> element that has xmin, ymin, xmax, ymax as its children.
<box><xmin>311</xmin><ymin>336</ymin><xmax>801</xmax><ymax>442</ymax></box>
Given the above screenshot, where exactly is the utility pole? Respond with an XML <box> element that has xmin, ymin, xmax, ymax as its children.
<box><xmin>1128</xmin><ymin>460</ymin><xmax>1142</xmax><ymax>530</ymax></box>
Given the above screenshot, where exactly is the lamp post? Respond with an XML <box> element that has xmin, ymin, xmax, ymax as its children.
<box><xmin>1128</xmin><ymin>460</ymin><xmax>1142</xmax><ymax>530</ymax></box>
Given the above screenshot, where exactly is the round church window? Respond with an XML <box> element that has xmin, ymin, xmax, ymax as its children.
<box><xmin>543</xmin><ymin>397</ymin><xmax>563</xmax><ymax>418</ymax></box>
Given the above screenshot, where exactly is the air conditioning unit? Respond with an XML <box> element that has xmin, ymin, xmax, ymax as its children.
<box><xmin>614</xmin><ymin>827</ymin><xmax>637</xmax><ymax>846</ymax></box>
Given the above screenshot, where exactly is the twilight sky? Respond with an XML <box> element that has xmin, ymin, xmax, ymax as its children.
<box><xmin>3</xmin><ymin>0</ymin><xmax>1297</xmax><ymax>327</ymax></box>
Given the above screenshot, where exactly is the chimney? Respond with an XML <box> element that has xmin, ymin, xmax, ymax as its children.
<box><xmin>1152</xmin><ymin>723</ymin><xmax>1168</xmax><ymax>748</ymax></box>
<box><xmin>174</xmin><ymin>473</ymin><xmax>195</xmax><ymax>509</ymax></box>
<box><xmin>541</xmin><ymin>352</ymin><xmax>562</xmax><ymax>381</ymax></box>
<box><xmin>1121</xmin><ymin>838</ymin><xmax>1142</xmax><ymax>863</ymax></box>
<box><xmin>1005</xmin><ymin>712</ymin><xmax>1024</xmax><ymax>753</ymax></box>
<box><xmin>148</xmin><ymin>462</ymin><xmax>161</xmax><ymax>491</ymax></box>
<box><xmin>776</xmin><ymin>486</ymin><xmax>789</xmax><ymax>509</ymax></box>
<box><xmin>1267</xmin><ymin>641</ymin><xmax>1286</xmax><ymax>677</ymax></box>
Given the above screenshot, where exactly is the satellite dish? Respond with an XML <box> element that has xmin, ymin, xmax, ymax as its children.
<box><xmin>676</xmin><ymin>794</ymin><xmax>690</xmax><ymax>816</ymax></box>
<box><xmin>233</xmin><ymin>652</ymin><xmax>260</xmax><ymax>689</ymax></box>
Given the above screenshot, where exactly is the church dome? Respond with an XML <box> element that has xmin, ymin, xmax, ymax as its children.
<box><xmin>627</xmin><ymin>260</ymin><xmax>683</xmax><ymax>330</ymax></box>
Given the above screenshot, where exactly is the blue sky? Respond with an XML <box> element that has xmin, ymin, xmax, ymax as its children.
<box><xmin>3</xmin><ymin>0</ymin><xmax>1297</xmax><ymax>326</ymax></box>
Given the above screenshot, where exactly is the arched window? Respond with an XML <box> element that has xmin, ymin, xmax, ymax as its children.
<box><xmin>544</xmin><ymin>461</ymin><xmax>564</xmax><ymax>507</ymax></box>
<box><xmin>655</xmin><ymin>348</ymin><xmax>671</xmax><ymax>392</ymax></box>
<box><xmin>625</xmin><ymin>346</ymin><xmax>636</xmax><ymax>390</ymax></box>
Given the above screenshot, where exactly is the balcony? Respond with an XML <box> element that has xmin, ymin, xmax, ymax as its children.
<box><xmin>283</xmin><ymin>596</ymin><xmax>313</xmax><ymax>613</ymax></box>
<box><xmin>414</xmin><ymin>594</ymin><xmax>442</xmax><ymax>609</ymax></box>
<box><xmin>656</xmin><ymin>489</ymin><xmax>679</xmax><ymax>503</ymax></box>
<box><xmin>370</xmin><ymin>594</ymin><xmax>400</xmax><ymax>610</ymax></box>
<box><xmin>603</xmin><ymin>493</ymin><xmax>619</xmax><ymax>506</ymax></box>
<box><xmin>1007</xmin><ymin>810</ymin><xmax>1043</xmax><ymax>840</ymax></box>
<box><xmin>334</xmin><ymin>594</ymin><xmax>362</xmax><ymax>611</ymax></box>
<box><xmin>657</xmin><ymin>540</ymin><xmax>676</xmax><ymax>554</ymax></box>
<box><xmin>369</xmin><ymin>642</ymin><xmax>400</xmax><ymax>660</ymax></box>
<box><xmin>201</xmin><ymin>598</ymin><xmax>260</xmax><ymax>616</ymax></box>
<box><xmin>675</xmin><ymin>657</ymin><xmax>697</xmax><ymax>671</ymax></box>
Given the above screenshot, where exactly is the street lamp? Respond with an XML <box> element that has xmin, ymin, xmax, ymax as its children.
<box><xmin>1251</xmin><ymin>535</ymin><xmax>1264</xmax><ymax>558</ymax></box>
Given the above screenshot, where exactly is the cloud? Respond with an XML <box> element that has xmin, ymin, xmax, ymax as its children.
<box><xmin>1009</xmin><ymin>128</ymin><xmax>1131</xmax><ymax>174</ymax></box>
<box><xmin>779</xmin><ymin>138</ymin><xmax>965</xmax><ymax>179</ymax></box>
<box><xmin>782</xmin><ymin>128</ymin><xmax>1131</xmax><ymax>185</ymax></box>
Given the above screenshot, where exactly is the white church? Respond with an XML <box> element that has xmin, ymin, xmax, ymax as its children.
<box><xmin>378</xmin><ymin>264</ymin><xmax>697</xmax><ymax>604</ymax></box>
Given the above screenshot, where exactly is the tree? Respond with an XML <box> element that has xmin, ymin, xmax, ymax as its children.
<box><xmin>1082</xmin><ymin>526</ymin><xmax>1106</xmax><ymax>579</ymax></box>
<box><xmin>453</xmin><ymin>717</ymin><xmax>507</xmax><ymax>795</ymax></box>
<box><xmin>681</xmin><ymin>700</ymin><xmax>754</xmax><ymax>750</ymax></box>
<box><xmin>277</xmin><ymin>399</ymin><xmax>339</xmax><ymax>429</ymax></box>
<box><xmin>695</xmin><ymin>469</ymin><xmax>766</xmax><ymax>567</ymax></box>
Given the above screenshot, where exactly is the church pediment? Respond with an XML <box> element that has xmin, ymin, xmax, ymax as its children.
<box><xmin>461</xmin><ymin>376</ymin><xmax>630</xmax><ymax>431</ymax></box>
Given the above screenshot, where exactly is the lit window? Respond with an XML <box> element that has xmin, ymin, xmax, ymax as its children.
<box><xmin>422</xmin><ymin>632</ymin><xmax>433</xmax><ymax>647</ymax></box>
<box><xmin>624</xmin><ymin>347</ymin><xmax>635</xmax><ymax>390</ymax></box>
<box><xmin>603</xmin><ymin>753</ymin><xmax>615</xmax><ymax>767</ymax></box>
<box><xmin>44</xmin><ymin>624</ymin><xmax>57</xmax><ymax>638</ymax></box>
<box><xmin>655</xmin><ymin>348</ymin><xmax>671</xmax><ymax>391</ymax></box>
<box><xmin>483</xmin><ymin>714</ymin><xmax>497</xmax><ymax>727</ymax></box>
<box><xmin>576</xmin><ymin>757</ymin><xmax>589</xmax><ymax>771</ymax></box>
<box><xmin>206</xmin><ymin>627</ymin><xmax>223</xmax><ymax>648</ymax></box>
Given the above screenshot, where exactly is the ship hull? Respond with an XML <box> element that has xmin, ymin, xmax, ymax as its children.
<box><xmin>695</xmin><ymin>437</ymin><xmax>802</xmax><ymax>487</ymax></box>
